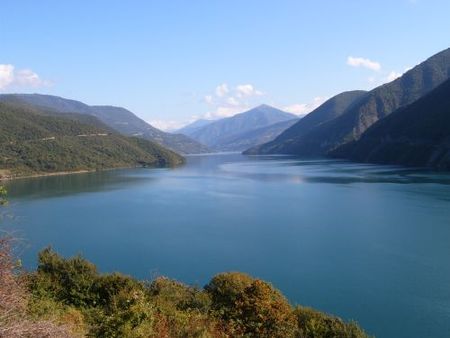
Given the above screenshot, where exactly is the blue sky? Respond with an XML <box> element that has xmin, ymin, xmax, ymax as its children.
<box><xmin>1</xmin><ymin>0</ymin><xmax>449</xmax><ymax>130</ymax></box>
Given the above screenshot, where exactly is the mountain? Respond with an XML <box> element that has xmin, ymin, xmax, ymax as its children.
<box><xmin>176</xmin><ymin>119</ymin><xmax>215</xmax><ymax>136</ymax></box>
<box><xmin>189</xmin><ymin>104</ymin><xmax>297</xmax><ymax>150</ymax></box>
<box><xmin>330</xmin><ymin>78</ymin><xmax>450</xmax><ymax>170</ymax></box>
<box><xmin>216</xmin><ymin>118</ymin><xmax>300</xmax><ymax>151</ymax></box>
<box><xmin>0</xmin><ymin>94</ymin><xmax>210</xmax><ymax>154</ymax></box>
<box><xmin>0</xmin><ymin>101</ymin><xmax>184</xmax><ymax>178</ymax></box>
<box><xmin>247</xmin><ymin>47</ymin><xmax>450</xmax><ymax>156</ymax></box>
<box><xmin>244</xmin><ymin>91</ymin><xmax>367</xmax><ymax>154</ymax></box>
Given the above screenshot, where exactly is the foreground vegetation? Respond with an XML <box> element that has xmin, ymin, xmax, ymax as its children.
<box><xmin>0</xmin><ymin>188</ymin><xmax>370</xmax><ymax>337</ymax></box>
<box><xmin>0</xmin><ymin>248</ymin><xmax>370</xmax><ymax>337</ymax></box>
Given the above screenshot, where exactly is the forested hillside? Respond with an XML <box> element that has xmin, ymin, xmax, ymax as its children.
<box><xmin>331</xmin><ymin>78</ymin><xmax>450</xmax><ymax>169</ymax></box>
<box><xmin>0</xmin><ymin>94</ymin><xmax>210</xmax><ymax>154</ymax></box>
<box><xmin>0</xmin><ymin>102</ymin><xmax>183</xmax><ymax>179</ymax></box>
<box><xmin>246</xmin><ymin>48</ymin><xmax>450</xmax><ymax>156</ymax></box>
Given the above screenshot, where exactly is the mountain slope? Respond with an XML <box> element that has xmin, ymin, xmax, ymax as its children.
<box><xmin>330</xmin><ymin>78</ymin><xmax>450</xmax><ymax>169</ymax></box>
<box><xmin>248</xmin><ymin>47</ymin><xmax>450</xmax><ymax>156</ymax></box>
<box><xmin>218</xmin><ymin>118</ymin><xmax>300</xmax><ymax>151</ymax></box>
<box><xmin>0</xmin><ymin>94</ymin><xmax>209</xmax><ymax>154</ymax></box>
<box><xmin>244</xmin><ymin>90</ymin><xmax>367</xmax><ymax>154</ymax></box>
<box><xmin>176</xmin><ymin>119</ymin><xmax>214</xmax><ymax>136</ymax></box>
<box><xmin>0</xmin><ymin>101</ymin><xmax>184</xmax><ymax>178</ymax></box>
<box><xmin>189</xmin><ymin>104</ymin><xmax>296</xmax><ymax>150</ymax></box>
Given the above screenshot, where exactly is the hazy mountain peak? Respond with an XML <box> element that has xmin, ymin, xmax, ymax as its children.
<box><xmin>187</xmin><ymin>104</ymin><xmax>296</xmax><ymax>150</ymax></box>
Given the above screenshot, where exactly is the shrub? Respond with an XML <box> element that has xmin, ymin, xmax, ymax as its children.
<box><xmin>294</xmin><ymin>306</ymin><xmax>371</xmax><ymax>338</ymax></box>
<box><xmin>0</xmin><ymin>186</ymin><xmax>7</xmax><ymax>205</ymax></box>
<box><xmin>27</xmin><ymin>249</ymin><xmax>370</xmax><ymax>337</ymax></box>
<box><xmin>34</xmin><ymin>247</ymin><xmax>98</xmax><ymax>307</ymax></box>
<box><xmin>0</xmin><ymin>238</ymin><xmax>74</xmax><ymax>337</ymax></box>
<box><xmin>206</xmin><ymin>272</ymin><xmax>297</xmax><ymax>337</ymax></box>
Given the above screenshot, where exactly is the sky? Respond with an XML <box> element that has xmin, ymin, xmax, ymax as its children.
<box><xmin>1</xmin><ymin>0</ymin><xmax>450</xmax><ymax>130</ymax></box>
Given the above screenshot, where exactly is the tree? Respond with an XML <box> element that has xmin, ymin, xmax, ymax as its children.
<box><xmin>0</xmin><ymin>186</ymin><xmax>7</xmax><ymax>205</ymax></box>
<box><xmin>205</xmin><ymin>272</ymin><xmax>297</xmax><ymax>337</ymax></box>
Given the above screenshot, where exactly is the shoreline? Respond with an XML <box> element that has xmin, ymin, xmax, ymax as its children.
<box><xmin>0</xmin><ymin>160</ymin><xmax>184</xmax><ymax>182</ymax></box>
<box><xmin>0</xmin><ymin>169</ymin><xmax>97</xmax><ymax>182</ymax></box>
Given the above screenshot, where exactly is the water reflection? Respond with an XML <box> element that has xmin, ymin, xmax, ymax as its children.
<box><xmin>4</xmin><ymin>169</ymin><xmax>153</xmax><ymax>200</ymax></box>
<box><xmin>2</xmin><ymin>153</ymin><xmax>450</xmax><ymax>338</ymax></box>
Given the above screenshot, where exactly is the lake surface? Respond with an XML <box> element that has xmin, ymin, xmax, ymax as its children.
<box><xmin>3</xmin><ymin>153</ymin><xmax>450</xmax><ymax>338</ymax></box>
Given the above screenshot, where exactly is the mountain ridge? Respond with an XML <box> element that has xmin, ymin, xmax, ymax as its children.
<box><xmin>244</xmin><ymin>90</ymin><xmax>367</xmax><ymax>154</ymax></box>
<box><xmin>0</xmin><ymin>100</ymin><xmax>184</xmax><ymax>178</ymax></box>
<box><xmin>176</xmin><ymin>119</ymin><xmax>215</xmax><ymax>136</ymax></box>
<box><xmin>0</xmin><ymin>94</ymin><xmax>210</xmax><ymax>154</ymax></box>
<box><xmin>246</xmin><ymin>48</ymin><xmax>450</xmax><ymax>156</ymax></box>
<box><xmin>330</xmin><ymin>78</ymin><xmax>450</xmax><ymax>169</ymax></box>
<box><xmin>189</xmin><ymin>104</ymin><xmax>297</xmax><ymax>150</ymax></box>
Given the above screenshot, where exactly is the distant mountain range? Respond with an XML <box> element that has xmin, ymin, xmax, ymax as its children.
<box><xmin>244</xmin><ymin>91</ymin><xmax>367</xmax><ymax>154</ymax></box>
<box><xmin>184</xmin><ymin>104</ymin><xmax>297</xmax><ymax>151</ymax></box>
<box><xmin>3</xmin><ymin>47</ymin><xmax>450</xmax><ymax>172</ymax></box>
<box><xmin>175</xmin><ymin>119</ymin><xmax>214</xmax><ymax>135</ymax></box>
<box><xmin>0</xmin><ymin>94</ymin><xmax>209</xmax><ymax>155</ymax></box>
<box><xmin>245</xmin><ymin>47</ymin><xmax>450</xmax><ymax>170</ymax></box>
<box><xmin>213</xmin><ymin>118</ymin><xmax>299</xmax><ymax>152</ymax></box>
<box><xmin>247</xmin><ymin>48</ymin><xmax>450</xmax><ymax>157</ymax></box>
<box><xmin>0</xmin><ymin>100</ymin><xmax>183</xmax><ymax>178</ymax></box>
<box><xmin>331</xmin><ymin>78</ymin><xmax>450</xmax><ymax>169</ymax></box>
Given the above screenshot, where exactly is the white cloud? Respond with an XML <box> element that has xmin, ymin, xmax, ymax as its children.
<box><xmin>386</xmin><ymin>71</ymin><xmax>402</xmax><ymax>82</ymax></box>
<box><xmin>204</xmin><ymin>95</ymin><xmax>213</xmax><ymax>104</ymax></box>
<box><xmin>283</xmin><ymin>96</ymin><xmax>327</xmax><ymax>116</ymax></box>
<box><xmin>16</xmin><ymin>69</ymin><xmax>46</xmax><ymax>87</ymax></box>
<box><xmin>226</xmin><ymin>96</ymin><xmax>240</xmax><ymax>106</ymax></box>
<box><xmin>0</xmin><ymin>64</ymin><xmax>15</xmax><ymax>89</ymax></box>
<box><xmin>204</xmin><ymin>106</ymin><xmax>248</xmax><ymax>119</ymax></box>
<box><xmin>215</xmin><ymin>83</ymin><xmax>229</xmax><ymax>97</ymax></box>
<box><xmin>347</xmin><ymin>56</ymin><xmax>381</xmax><ymax>71</ymax></box>
<box><xmin>0</xmin><ymin>64</ymin><xmax>49</xmax><ymax>90</ymax></box>
<box><xmin>283</xmin><ymin>103</ymin><xmax>308</xmax><ymax>115</ymax></box>
<box><xmin>236</xmin><ymin>84</ymin><xmax>263</xmax><ymax>98</ymax></box>
<box><xmin>201</xmin><ymin>83</ymin><xmax>265</xmax><ymax>119</ymax></box>
<box><xmin>149</xmin><ymin>119</ymin><xmax>188</xmax><ymax>131</ymax></box>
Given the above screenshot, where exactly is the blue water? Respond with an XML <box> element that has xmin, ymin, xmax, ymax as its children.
<box><xmin>3</xmin><ymin>153</ymin><xmax>450</xmax><ymax>338</ymax></box>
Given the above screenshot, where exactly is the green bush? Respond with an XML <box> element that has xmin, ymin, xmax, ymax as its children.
<box><xmin>34</xmin><ymin>247</ymin><xmax>98</xmax><ymax>307</ymax></box>
<box><xmin>27</xmin><ymin>249</ymin><xmax>371</xmax><ymax>337</ymax></box>
<box><xmin>0</xmin><ymin>186</ymin><xmax>6</xmax><ymax>205</ymax></box>
<box><xmin>206</xmin><ymin>272</ymin><xmax>297</xmax><ymax>337</ymax></box>
<box><xmin>294</xmin><ymin>306</ymin><xmax>372</xmax><ymax>338</ymax></box>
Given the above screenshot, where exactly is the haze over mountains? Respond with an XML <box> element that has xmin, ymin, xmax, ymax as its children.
<box><xmin>175</xmin><ymin>119</ymin><xmax>214</xmax><ymax>136</ymax></box>
<box><xmin>245</xmin><ymin>47</ymin><xmax>450</xmax><ymax>169</ymax></box>
<box><xmin>181</xmin><ymin>104</ymin><xmax>298</xmax><ymax>151</ymax></box>
<box><xmin>244</xmin><ymin>90</ymin><xmax>367</xmax><ymax>155</ymax></box>
<box><xmin>0</xmin><ymin>94</ymin><xmax>210</xmax><ymax>155</ymax></box>
<box><xmin>1</xmin><ymin>47</ymin><xmax>450</xmax><ymax>173</ymax></box>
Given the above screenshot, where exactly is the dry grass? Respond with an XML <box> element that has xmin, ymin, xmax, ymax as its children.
<box><xmin>0</xmin><ymin>237</ymin><xmax>73</xmax><ymax>338</ymax></box>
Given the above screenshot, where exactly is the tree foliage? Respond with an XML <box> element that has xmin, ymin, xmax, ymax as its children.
<box><xmin>26</xmin><ymin>253</ymin><xmax>372</xmax><ymax>337</ymax></box>
<box><xmin>0</xmin><ymin>186</ymin><xmax>6</xmax><ymax>205</ymax></box>
<box><xmin>0</xmin><ymin>101</ymin><xmax>184</xmax><ymax>179</ymax></box>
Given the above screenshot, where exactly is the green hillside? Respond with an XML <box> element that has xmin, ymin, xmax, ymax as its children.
<box><xmin>244</xmin><ymin>91</ymin><xmax>367</xmax><ymax>154</ymax></box>
<box><xmin>331</xmin><ymin>78</ymin><xmax>450</xmax><ymax>169</ymax></box>
<box><xmin>0</xmin><ymin>94</ymin><xmax>210</xmax><ymax>154</ymax></box>
<box><xmin>0</xmin><ymin>102</ymin><xmax>184</xmax><ymax>179</ymax></box>
<box><xmin>248</xmin><ymin>48</ymin><xmax>450</xmax><ymax>156</ymax></box>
